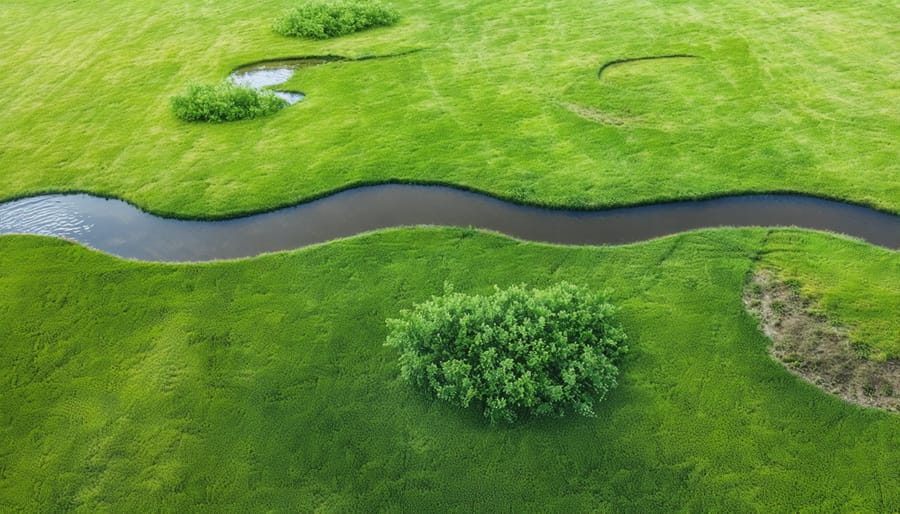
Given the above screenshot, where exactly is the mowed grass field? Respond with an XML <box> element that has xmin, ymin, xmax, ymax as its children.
<box><xmin>0</xmin><ymin>0</ymin><xmax>898</xmax><ymax>216</ymax></box>
<box><xmin>2</xmin><ymin>0</ymin><xmax>899</xmax><ymax>511</ymax></box>
<box><xmin>1</xmin><ymin>229</ymin><xmax>899</xmax><ymax>511</ymax></box>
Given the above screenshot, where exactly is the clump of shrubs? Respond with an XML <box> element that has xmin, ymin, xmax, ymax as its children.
<box><xmin>386</xmin><ymin>282</ymin><xmax>628</xmax><ymax>424</ymax></box>
<box><xmin>171</xmin><ymin>82</ymin><xmax>287</xmax><ymax>122</ymax></box>
<box><xmin>273</xmin><ymin>1</ymin><xmax>400</xmax><ymax>39</ymax></box>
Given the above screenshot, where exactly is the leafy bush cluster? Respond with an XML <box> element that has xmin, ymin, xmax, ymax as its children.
<box><xmin>171</xmin><ymin>82</ymin><xmax>287</xmax><ymax>122</ymax></box>
<box><xmin>273</xmin><ymin>1</ymin><xmax>400</xmax><ymax>39</ymax></box>
<box><xmin>386</xmin><ymin>283</ymin><xmax>628</xmax><ymax>424</ymax></box>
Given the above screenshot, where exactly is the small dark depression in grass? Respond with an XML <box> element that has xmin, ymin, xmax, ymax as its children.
<box><xmin>1</xmin><ymin>185</ymin><xmax>897</xmax><ymax>262</ymax></box>
<box><xmin>228</xmin><ymin>58</ymin><xmax>339</xmax><ymax>105</ymax></box>
<box><xmin>597</xmin><ymin>54</ymin><xmax>700</xmax><ymax>80</ymax></box>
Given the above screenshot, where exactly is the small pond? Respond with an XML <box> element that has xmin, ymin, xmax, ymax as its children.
<box><xmin>228</xmin><ymin>58</ymin><xmax>339</xmax><ymax>105</ymax></box>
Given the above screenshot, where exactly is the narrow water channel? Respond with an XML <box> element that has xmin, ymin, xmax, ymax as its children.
<box><xmin>1</xmin><ymin>185</ymin><xmax>897</xmax><ymax>262</ymax></box>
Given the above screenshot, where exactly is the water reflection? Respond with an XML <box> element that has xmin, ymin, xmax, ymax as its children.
<box><xmin>227</xmin><ymin>58</ymin><xmax>338</xmax><ymax>105</ymax></box>
<box><xmin>1</xmin><ymin>185</ymin><xmax>897</xmax><ymax>262</ymax></box>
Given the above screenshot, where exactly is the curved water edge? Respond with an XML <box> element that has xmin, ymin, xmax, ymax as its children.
<box><xmin>227</xmin><ymin>50</ymin><xmax>424</xmax><ymax>105</ymax></box>
<box><xmin>598</xmin><ymin>54</ymin><xmax>700</xmax><ymax>79</ymax></box>
<box><xmin>228</xmin><ymin>57</ymin><xmax>338</xmax><ymax>105</ymax></box>
<box><xmin>1</xmin><ymin>185</ymin><xmax>897</xmax><ymax>262</ymax></box>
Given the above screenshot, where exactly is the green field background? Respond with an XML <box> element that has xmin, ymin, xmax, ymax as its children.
<box><xmin>1</xmin><ymin>230</ymin><xmax>898</xmax><ymax>511</ymax></box>
<box><xmin>2</xmin><ymin>0</ymin><xmax>898</xmax><ymax>510</ymax></box>
<box><xmin>0</xmin><ymin>0</ymin><xmax>897</xmax><ymax>216</ymax></box>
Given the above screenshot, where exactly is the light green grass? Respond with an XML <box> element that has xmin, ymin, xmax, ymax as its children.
<box><xmin>1</xmin><ymin>229</ymin><xmax>898</xmax><ymax>511</ymax></box>
<box><xmin>760</xmin><ymin>231</ymin><xmax>900</xmax><ymax>359</ymax></box>
<box><xmin>1</xmin><ymin>0</ymin><xmax>897</xmax><ymax>509</ymax></box>
<box><xmin>0</xmin><ymin>0</ymin><xmax>897</xmax><ymax>217</ymax></box>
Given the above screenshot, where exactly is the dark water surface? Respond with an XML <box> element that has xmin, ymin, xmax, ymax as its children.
<box><xmin>1</xmin><ymin>185</ymin><xmax>897</xmax><ymax>262</ymax></box>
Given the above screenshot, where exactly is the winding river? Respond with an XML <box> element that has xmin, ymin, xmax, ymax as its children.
<box><xmin>1</xmin><ymin>185</ymin><xmax>897</xmax><ymax>262</ymax></box>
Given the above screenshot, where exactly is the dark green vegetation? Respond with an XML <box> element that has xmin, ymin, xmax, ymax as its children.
<box><xmin>1</xmin><ymin>229</ymin><xmax>899</xmax><ymax>511</ymax></box>
<box><xmin>273</xmin><ymin>1</ymin><xmax>400</xmax><ymax>39</ymax></box>
<box><xmin>171</xmin><ymin>82</ymin><xmax>287</xmax><ymax>122</ymax></box>
<box><xmin>386</xmin><ymin>282</ymin><xmax>628</xmax><ymax>423</ymax></box>
<box><xmin>0</xmin><ymin>1</ymin><xmax>897</xmax><ymax>216</ymax></box>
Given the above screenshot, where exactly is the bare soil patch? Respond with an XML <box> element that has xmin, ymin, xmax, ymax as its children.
<box><xmin>744</xmin><ymin>269</ymin><xmax>900</xmax><ymax>411</ymax></box>
<box><xmin>558</xmin><ymin>102</ymin><xmax>633</xmax><ymax>126</ymax></box>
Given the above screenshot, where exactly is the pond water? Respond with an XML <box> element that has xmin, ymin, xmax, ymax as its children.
<box><xmin>227</xmin><ymin>58</ymin><xmax>339</xmax><ymax>105</ymax></box>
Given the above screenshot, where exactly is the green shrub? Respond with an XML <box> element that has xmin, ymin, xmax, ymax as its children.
<box><xmin>273</xmin><ymin>1</ymin><xmax>400</xmax><ymax>39</ymax></box>
<box><xmin>171</xmin><ymin>82</ymin><xmax>287</xmax><ymax>122</ymax></box>
<box><xmin>386</xmin><ymin>282</ymin><xmax>628</xmax><ymax>424</ymax></box>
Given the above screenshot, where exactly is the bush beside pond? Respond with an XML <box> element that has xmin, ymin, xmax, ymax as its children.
<box><xmin>273</xmin><ymin>1</ymin><xmax>400</xmax><ymax>39</ymax></box>
<box><xmin>386</xmin><ymin>282</ymin><xmax>628</xmax><ymax>424</ymax></box>
<box><xmin>171</xmin><ymin>82</ymin><xmax>287</xmax><ymax>122</ymax></box>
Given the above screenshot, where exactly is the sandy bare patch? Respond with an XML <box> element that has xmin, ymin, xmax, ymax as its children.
<box><xmin>744</xmin><ymin>269</ymin><xmax>900</xmax><ymax>412</ymax></box>
<box><xmin>558</xmin><ymin>102</ymin><xmax>633</xmax><ymax>126</ymax></box>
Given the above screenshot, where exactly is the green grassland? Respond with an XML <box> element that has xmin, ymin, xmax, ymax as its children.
<box><xmin>1</xmin><ymin>229</ymin><xmax>899</xmax><ymax>511</ymax></box>
<box><xmin>760</xmin><ymin>232</ymin><xmax>900</xmax><ymax>360</ymax></box>
<box><xmin>2</xmin><ymin>0</ymin><xmax>899</xmax><ymax>510</ymax></box>
<box><xmin>0</xmin><ymin>0</ymin><xmax>898</xmax><ymax>217</ymax></box>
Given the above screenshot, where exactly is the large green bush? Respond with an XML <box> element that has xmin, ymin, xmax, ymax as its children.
<box><xmin>273</xmin><ymin>1</ymin><xmax>400</xmax><ymax>39</ymax></box>
<box><xmin>171</xmin><ymin>82</ymin><xmax>287</xmax><ymax>122</ymax></box>
<box><xmin>386</xmin><ymin>283</ymin><xmax>628</xmax><ymax>424</ymax></box>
